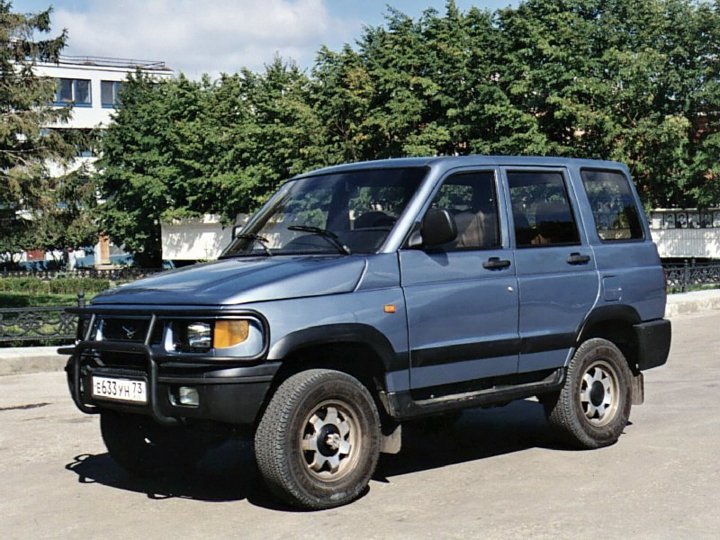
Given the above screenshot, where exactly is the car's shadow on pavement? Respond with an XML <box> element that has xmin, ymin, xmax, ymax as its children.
<box><xmin>64</xmin><ymin>437</ymin><xmax>291</xmax><ymax>509</ymax></box>
<box><xmin>376</xmin><ymin>400</ymin><xmax>565</xmax><ymax>480</ymax></box>
<box><xmin>65</xmin><ymin>400</ymin><xmax>570</xmax><ymax>509</ymax></box>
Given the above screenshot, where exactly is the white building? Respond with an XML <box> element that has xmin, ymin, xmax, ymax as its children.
<box><xmin>35</xmin><ymin>55</ymin><xmax>173</xmax><ymax>129</ymax></box>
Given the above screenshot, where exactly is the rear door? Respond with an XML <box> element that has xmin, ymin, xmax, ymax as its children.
<box><xmin>400</xmin><ymin>169</ymin><xmax>520</xmax><ymax>391</ymax></box>
<box><xmin>504</xmin><ymin>168</ymin><xmax>599</xmax><ymax>374</ymax></box>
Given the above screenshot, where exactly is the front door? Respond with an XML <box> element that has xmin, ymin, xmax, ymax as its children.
<box><xmin>400</xmin><ymin>169</ymin><xmax>520</xmax><ymax>391</ymax></box>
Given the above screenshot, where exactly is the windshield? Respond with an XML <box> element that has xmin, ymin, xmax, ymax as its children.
<box><xmin>221</xmin><ymin>167</ymin><xmax>427</xmax><ymax>257</ymax></box>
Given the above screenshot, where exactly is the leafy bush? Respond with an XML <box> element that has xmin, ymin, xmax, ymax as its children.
<box><xmin>0</xmin><ymin>277</ymin><xmax>112</xmax><ymax>295</ymax></box>
<box><xmin>0</xmin><ymin>292</ymin><xmax>81</xmax><ymax>308</ymax></box>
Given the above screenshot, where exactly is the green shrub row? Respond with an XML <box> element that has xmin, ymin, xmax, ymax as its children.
<box><xmin>0</xmin><ymin>277</ymin><xmax>112</xmax><ymax>295</ymax></box>
<box><xmin>0</xmin><ymin>292</ymin><xmax>84</xmax><ymax>308</ymax></box>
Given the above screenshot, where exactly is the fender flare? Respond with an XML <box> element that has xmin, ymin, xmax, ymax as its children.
<box><xmin>268</xmin><ymin>323</ymin><xmax>405</xmax><ymax>372</ymax></box>
<box><xmin>575</xmin><ymin>304</ymin><xmax>641</xmax><ymax>344</ymax></box>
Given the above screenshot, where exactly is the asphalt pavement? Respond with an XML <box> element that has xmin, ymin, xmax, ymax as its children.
<box><xmin>0</xmin><ymin>309</ymin><xmax>718</xmax><ymax>539</ymax></box>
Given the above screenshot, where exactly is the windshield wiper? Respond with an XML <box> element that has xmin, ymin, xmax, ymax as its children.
<box><xmin>287</xmin><ymin>226</ymin><xmax>352</xmax><ymax>255</ymax></box>
<box><xmin>231</xmin><ymin>233</ymin><xmax>273</xmax><ymax>256</ymax></box>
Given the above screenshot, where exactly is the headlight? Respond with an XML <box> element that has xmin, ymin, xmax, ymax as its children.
<box><xmin>174</xmin><ymin>321</ymin><xmax>212</xmax><ymax>352</ymax></box>
<box><xmin>187</xmin><ymin>322</ymin><xmax>212</xmax><ymax>348</ymax></box>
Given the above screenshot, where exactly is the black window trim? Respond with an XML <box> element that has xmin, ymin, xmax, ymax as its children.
<box><xmin>580</xmin><ymin>167</ymin><xmax>646</xmax><ymax>244</ymax></box>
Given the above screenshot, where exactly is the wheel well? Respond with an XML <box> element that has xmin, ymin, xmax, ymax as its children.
<box><xmin>258</xmin><ymin>342</ymin><xmax>391</xmax><ymax>425</ymax></box>
<box><xmin>579</xmin><ymin>320</ymin><xmax>639</xmax><ymax>373</ymax></box>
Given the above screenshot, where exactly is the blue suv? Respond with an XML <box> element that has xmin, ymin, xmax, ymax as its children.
<box><xmin>64</xmin><ymin>156</ymin><xmax>671</xmax><ymax>509</ymax></box>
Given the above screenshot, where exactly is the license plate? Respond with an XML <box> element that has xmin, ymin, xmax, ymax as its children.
<box><xmin>91</xmin><ymin>376</ymin><xmax>147</xmax><ymax>404</ymax></box>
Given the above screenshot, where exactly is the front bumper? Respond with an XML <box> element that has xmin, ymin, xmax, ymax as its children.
<box><xmin>62</xmin><ymin>308</ymin><xmax>279</xmax><ymax>427</ymax></box>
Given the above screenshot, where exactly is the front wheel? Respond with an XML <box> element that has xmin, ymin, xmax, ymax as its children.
<box><xmin>254</xmin><ymin>369</ymin><xmax>381</xmax><ymax>509</ymax></box>
<box><xmin>544</xmin><ymin>338</ymin><xmax>633</xmax><ymax>449</ymax></box>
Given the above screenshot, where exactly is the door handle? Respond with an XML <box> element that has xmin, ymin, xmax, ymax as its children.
<box><xmin>483</xmin><ymin>257</ymin><xmax>512</xmax><ymax>270</ymax></box>
<box><xmin>567</xmin><ymin>252</ymin><xmax>591</xmax><ymax>265</ymax></box>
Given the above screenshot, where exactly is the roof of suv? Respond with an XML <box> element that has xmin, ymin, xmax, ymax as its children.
<box><xmin>297</xmin><ymin>155</ymin><xmax>627</xmax><ymax>179</ymax></box>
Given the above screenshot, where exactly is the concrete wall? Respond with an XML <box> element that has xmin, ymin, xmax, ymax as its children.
<box><xmin>650</xmin><ymin>209</ymin><xmax>720</xmax><ymax>259</ymax></box>
<box><xmin>161</xmin><ymin>216</ymin><xmax>234</xmax><ymax>261</ymax></box>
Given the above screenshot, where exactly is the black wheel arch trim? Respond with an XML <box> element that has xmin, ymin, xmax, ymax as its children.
<box><xmin>575</xmin><ymin>305</ymin><xmax>670</xmax><ymax>371</ymax></box>
<box><xmin>268</xmin><ymin>323</ymin><xmax>405</xmax><ymax>372</ymax></box>
<box><xmin>576</xmin><ymin>304</ymin><xmax>642</xmax><ymax>344</ymax></box>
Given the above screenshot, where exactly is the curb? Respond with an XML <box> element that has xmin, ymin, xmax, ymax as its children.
<box><xmin>0</xmin><ymin>347</ymin><xmax>67</xmax><ymax>377</ymax></box>
<box><xmin>2</xmin><ymin>290</ymin><xmax>720</xmax><ymax>376</ymax></box>
<box><xmin>665</xmin><ymin>290</ymin><xmax>720</xmax><ymax>318</ymax></box>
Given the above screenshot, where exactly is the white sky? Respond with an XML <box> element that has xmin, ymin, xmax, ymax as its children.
<box><xmin>16</xmin><ymin>0</ymin><xmax>516</xmax><ymax>78</ymax></box>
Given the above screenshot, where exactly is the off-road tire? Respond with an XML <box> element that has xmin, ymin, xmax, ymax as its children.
<box><xmin>544</xmin><ymin>338</ymin><xmax>633</xmax><ymax>449</ymax></box>
<box><xmin>100</xmin><ymin>411</ymin><xmax>205</xmax><ymax>476</ymax></box>
<box><xmin>254</xmin><ymin>369</ymin><xmax>381</xmax><ymax>510</ymax></box>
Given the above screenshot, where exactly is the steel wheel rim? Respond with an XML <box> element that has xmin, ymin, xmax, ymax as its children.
<box><xmin>579</xmin><ymin>360</ymin><xmax>620</xmax><ymax>427</ymax></box>
<box><xmin>300</xmin><ymin>399</ymin><xmax>361</xmax><ymax>482</ymax></box>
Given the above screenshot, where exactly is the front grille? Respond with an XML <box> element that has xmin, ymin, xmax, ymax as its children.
<box><xmin>96</xmin><ymin>317</ymin><xmax>164</xmax><ymax>344</ymax></box>
<box><xmin>99</xmin><ymin>351</ymin><xmax>148</xmax><ymax>370</ymax></box>
<box><xmin>80</xmin><ymin>350</ymin><xmax>148</xmax><ymax>371</ymax></box>
<box><xmin>82</xmin><ymin>316</ymin><xmax>164</xmax><ymax>372</ymax></box>
<box><xmin>101</xmin><ymin>318</ymin><xmax>149</xmax><ymax>342</ymax></box>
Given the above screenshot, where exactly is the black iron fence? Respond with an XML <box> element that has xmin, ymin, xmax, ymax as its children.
<box><xmin>664</xmin><ymin>261</ymin><xmax>720</xmax><ymax>293</ymax></box>
<box><xmin>0</xmin><ymin>293</ymin><xmax>84</xmax><ymax>345</ymax></box>
<box><xmin>0</xmin><ymin>262</ymin><xmax>718</xmax><ymax>346</ymax></box>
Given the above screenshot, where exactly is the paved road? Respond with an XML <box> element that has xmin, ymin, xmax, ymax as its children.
<box><xmin>1</xmin><ymin>312</ymin><xmax>718</xmax><ymax>539</ymax></box>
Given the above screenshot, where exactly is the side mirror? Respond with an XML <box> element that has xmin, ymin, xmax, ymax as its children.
<box><xmin>409</xmin><ymin>208</ymin><xmax>457</xmax><ymax>248</ymax></box>
<box><xmin>232</xmin><ymin>225</ymin><xmax>244</xmax><ymax>239</ymax></box>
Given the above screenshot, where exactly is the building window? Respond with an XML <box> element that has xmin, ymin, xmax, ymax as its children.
<box><xmin>54</xmin><ymin>78</ymin><xmax>92</xmax><ymax>107</ymax></box>
<box><xmin>101</xmin><ymin>81</ymin><xmax>123</xmax><ymax>108</ymax></box>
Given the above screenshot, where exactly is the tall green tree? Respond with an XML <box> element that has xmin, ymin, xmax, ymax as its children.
<box><xmin>0</xmin><ymin>1</ymin><xmax>98</xmax><ymax>259</ymax></box>
<box><xmin>99</xmin><ymin>59</ymin><xmax>324</xmax><ymax>263</ymax></box>
<box><xmin>98</xmin><ymin>0</ymin><xmax>720</xmax><ymax>266</ymax></box>
<box><xmin>1</xmin><ymin>1</ymin><xmax>66</xmax><ymax>253</ymax></box>
<box><xmin>496</xmin><ymin>0</ymin><xmax>720</xmax><ymax>207</ymax></box>
<box><xmin>98</xmin><ymin>73</ymin><xmax>195</xmax><ymax>267</ymax></box>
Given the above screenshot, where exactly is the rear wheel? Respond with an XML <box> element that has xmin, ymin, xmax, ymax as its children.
<box><xmin>254</xmin><ymin>369</ymin><xmax>381</xmax><ymax>509</ymax></box>
<box><xmin>544</xmin><ymin>338</ymin><xmax>632</xmax><ymax>449</ymax></box>
<box><xmin>100</xmin><ymin>411</ymin><xmax>205</xmax><ymax>476</ymax></box>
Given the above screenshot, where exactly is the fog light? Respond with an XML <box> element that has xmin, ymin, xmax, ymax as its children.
<box><xmin>178</xmin><ymin>386</ymin><xmax>199</xmax><ymax>406</ymax></box>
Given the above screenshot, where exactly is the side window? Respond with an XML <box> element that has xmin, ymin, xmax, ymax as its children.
<box><xmin>429</xmin><ymin>171</ymin><xmax>500</xmax><ymax>250</ymax></box>
<box><xmin>581</xmin><ymin>169</ymin><xmax>644</xmax><ymax>241</ymax></box>
<box><xmin>508</xmin><ymin>171</ymin><xmax>580</xmax><ymax>248</ymax></box>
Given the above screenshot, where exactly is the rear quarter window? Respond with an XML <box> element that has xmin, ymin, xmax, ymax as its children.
<box><xmin>581</xmin><ymin>169</ymin><xmax>644</xmax><ymax>242</ymax></box>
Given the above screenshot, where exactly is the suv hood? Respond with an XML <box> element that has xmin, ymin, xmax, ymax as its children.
<box><xmin>92</xmin><ymin>256</ymin><xmax>367</xmax><ymax>306</ymax></box>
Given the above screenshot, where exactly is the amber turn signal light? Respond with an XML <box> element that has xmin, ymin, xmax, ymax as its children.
<box><xmin>214</xmin><ymin>320</ymin><xmax>250</xmax><ymax>348</ymax></box>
